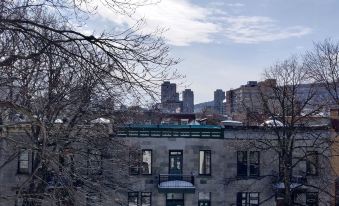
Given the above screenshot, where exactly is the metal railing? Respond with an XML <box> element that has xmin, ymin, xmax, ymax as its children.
<box><xmin>116</xmin><ymin>125</ymin><xmax>223</xmax><ymax>138</ymax></box>
<box><xmin>158</xmin><ymin>174</ymin><xmax>195</xmax><ymax>186</ymax></box>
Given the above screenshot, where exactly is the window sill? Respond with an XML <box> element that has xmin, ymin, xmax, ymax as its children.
<box><xmin>198</xmin><ymin>174</ymin><xmax>212</xmax><ymax>177</ymax></box>
<box><xmin>236</xmin><ymin>175</ymin><xmax>260</xmax><ymax>179</ymax></box>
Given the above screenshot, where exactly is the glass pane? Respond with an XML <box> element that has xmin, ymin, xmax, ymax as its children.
<box><xmin>142</xmin><ymin>150</ymin><xmax>152</xmax><ymax>174</ymax></box>
<box><xmin>20</xmin><ymin>150</ymin><xmax>29</xmax><ymax>161</ymax></box>
<box><xmin>166</xmin><ymin>193</ymin><xmax>184</xmax><ymax>200</ymax></box>
<box><xmin>141</xmin><ymin>193</ymin><xmax>151</xmax><ymax>206</ymax></box>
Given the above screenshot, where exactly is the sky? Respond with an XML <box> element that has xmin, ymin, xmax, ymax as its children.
<box><xmin>86</xmin><ymin>0</ymin><xmax>339</xmax><ymax>103</ymax></box>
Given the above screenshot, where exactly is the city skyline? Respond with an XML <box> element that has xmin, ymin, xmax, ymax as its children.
<box><xmin>85</xmin><ymin>0</ymin><xmax>339</xmax><ymax>103</ymax></box>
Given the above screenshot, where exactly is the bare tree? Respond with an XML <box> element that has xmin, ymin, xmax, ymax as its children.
<box><xmin>304</xmin><ymin>39</ymin><xmax>339</xmax><ymax>106</ymax></box>
<box><xmin>0</xmin><ymin>0</ymin><xmax>179</xmax><ymax>205</ymax></box>
<box><xmin>236</xmin><ymin>57</ymin><xmax>335</xmax><ymax>206</ymax></box>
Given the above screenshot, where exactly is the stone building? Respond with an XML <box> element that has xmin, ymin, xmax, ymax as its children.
<box><xmin>0</xmin><ymin>122</ymin><xmax>336</xmax><ymax>206</ymax></box>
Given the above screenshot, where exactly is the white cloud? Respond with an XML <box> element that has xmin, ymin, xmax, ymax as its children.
<box><xmin>222</xmin><ymin>16</ymin><xmax>311</xmax><ymax>44</ymax></box>
<box><xmin>227</xmin><ymin>3</ymin><xmax>245</xmax><ymax>7</ymax></box>
<box><xmin>88</xmin><ymin>1</ymin><xmax>311</xmax><ymax>46</ymax></box>
<box><xmin>94</xmin><ymin>0</ymin><xmax>220</xmax><ymax>46</ymax></box>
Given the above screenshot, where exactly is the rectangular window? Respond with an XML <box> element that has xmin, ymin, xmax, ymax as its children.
<box><xmin>32</xmin><ymin>149</ymin><xmax>41</xmax><ymax>172</ymax></box>
<box><xmin>142</xmin><ymin>150</ymin><xmax>152</xmax><ymax>175</ymax></box>
<box><xmin>306</xmin><ymin>151</ymin><xmax>318</xmax><ymax>176</ymax></box>
<box><xmin>141</xmin><ymin>192</ymin><xmax>151</xmax><ymax>206</ymax></box>
<box><xmin>237</xmin><ymin>192</ymin><xmax>259</xmax><ymax>206</ymax></box>
<box><xmin>87</xmin><ymin>149</ymin><xmax>103</xmax><ymax>175</ymax></box>
<box><xmin>18</xmin><ymin>149</ymin><xmax>29</xmax><ymax>174</ymax></box>
<box><xmin>249</xmin><ymin>151</ymin><xmax>259</xmax><ymax>176</ymax></box>
<box><xmin>306</xmin><ymin>192</ymin><xmax>318</xmax><ymax>206</ymax></box>
<box><xmin>199</xmin><ymin>150</ymin><xmax>211</xmax><ymax>175</ymax></box>
<box><xmin>128</xmin><ymin>192</ymin><xmax>139</xmax><ymax>206</ymax></box>
<box><xmin>129</xmin><ymin>151</ymin><xmax>140</xmax><ymax>175</ymax></box>
<box><xmin>237</xmin><ymin>151</ymin><xmax>259</xmax><ymax>177</ymax></box>
<box><xmin>198</xmin><ymin>192</ymin><xmax>211</xmax><ymax>206</ymax></box>
<box><xmin>237</xmin><ymin>151</ymin><xmax>248</xmax><ymax>177</ymax></box>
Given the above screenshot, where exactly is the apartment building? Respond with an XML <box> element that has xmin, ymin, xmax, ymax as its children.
<box><xmin>0</xmin><ymin>123</ymin><xmax>335</xmax><ymax>206</ymax></box>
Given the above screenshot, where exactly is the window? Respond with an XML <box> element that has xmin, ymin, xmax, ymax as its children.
<box><xmin>166</xmin><ymin>193</ymin><xmax>184</xmax><ymax>206</ymax></box>
<box><xmin>128</xmin><ymin>192</ymin><xmax>139</xmax><ymax>206</ymax></box>
<box><xmin>237</xmin><ymin>151</ymin><xmax>247</xmax><ymax>177</ymax></box>
<box><xmin>32</xmin><ymin>149</ymin><xmax>41</xmax><ymax>172</ymax></box>
<box><xmin>306</xmin><ymin>151</ymin><xmax>318</xmax><ymax>176</ymax></box>
<box><xmin>198</xmin><ymin>192</ymin><xmax>211</xmax><ymax>206</ymax></box>
<box><xmin>141</xmin><ymin>150</ymin><xmax>152</xmax><ymax>175</ymax></box>
<box><xmin>237</xmin><ymin>192</ymin><xmax>259</xmax><ymax>206</ymax></box>
<box><xmin>18</xmin><ymin>149</ymin><xmax>29</xmax><ymax>174</ymax></box>
<box><xmin>199</xmin><ymin>150</ymin><xmax>211</xmax><ymax>175</ymax></box>
<box><xmin>129</xmin><ymin>151</ymin><xmax>140</xmax><ymax>175</ymax></box>
<box><xmin>87</xmin><ymin>149</ymin><xmax>103</xmax><ymax>175</ymax></box>
<box><xmin>249</xmin><ymin>151</ymin><xmax>259</xmax><ymax>176</ymax></box>
<box><xmin>306</xmin><ymin>192</ymin><xmax>318</xmax><ymax>206</ymax></box>
<box><xmin>237</xmin><ymin>151</ymin><xmax>259</xmax><ymax>177</ymax></box>
<box><xmin>141</xmin><ymin>192</ymin><xmax>151</xmax><ymax>206</ymax></box>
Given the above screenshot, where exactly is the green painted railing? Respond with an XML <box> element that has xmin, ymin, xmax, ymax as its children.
<box><xmin>116</xmin><ymin>125</ymin><xmax>224</xmax><ymax>138</ymax></box>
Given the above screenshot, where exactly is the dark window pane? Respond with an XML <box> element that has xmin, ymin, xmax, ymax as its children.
<box><xmin>249</xmin><ymin>151</ymin><xmax>259</xmax><ymax>176</ymax></box>
<box><xmin>129</xmin><ymin>151</ymin><xmax>140</xmax><ymax>175</ymax></box>
<box><xmin>306</xmin><ymin>192</ymin><xmax>318</xmax><ymax>206</ymax></box>
<box><xmin>306</xmin><ymin>151</ymin><xmax>318</xmax><ymax>176</ymax></box>
<box><xmin>237</xmin><ymin>151</ymin><xmax>247</xmax><ymax>176</ymax></box>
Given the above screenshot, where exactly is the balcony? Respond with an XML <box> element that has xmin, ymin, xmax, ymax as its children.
<box><xmin>158</xmin><ymin>174</ymin><xmax>195</xmax><ymax>193</ymax></box>
<box><xmin>273</xmin><ymin>176</ymin><xmax>307</xmax><ymax>191</ymax></box>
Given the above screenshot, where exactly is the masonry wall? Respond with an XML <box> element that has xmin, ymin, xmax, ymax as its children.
<box><xmin>0</xmin><ymin>126</ymin><xmax>335</xmax><ymax>206</ymax></box>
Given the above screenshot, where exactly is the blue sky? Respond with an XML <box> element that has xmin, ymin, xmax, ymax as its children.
<box><xmin>87</xmin><ymin>0</ymin><xmax>339</xmax><ymax>103</ymax></box>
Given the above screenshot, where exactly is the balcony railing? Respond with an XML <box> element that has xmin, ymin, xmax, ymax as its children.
<box><xmin>158</xmin><ymin>174</ymin><xmax>195</xmax><ymax>193</ymax></box>
<box><xmin>116</xmin><ymin>125</ymin><xmax>223</xmax><ymax>138</ymax></box>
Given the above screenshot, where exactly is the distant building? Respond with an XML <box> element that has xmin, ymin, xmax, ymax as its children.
<box><xmin>225</xmin><ymin>80</ymin><xmax>274</xmax><ymax>122</ymax></box>
<box><xmin>214</xmin><ymin>89</ymin><xmax>225</xmax><ymax>115</ymax></box>
<box><xmin>182</xmin><ymin>89</ymin><xmax>194</xmax><ymax>113</ymax></box>
<box><xmin>161</xmin><ymin>81</ymin><xmax>179</xmax><ymax>103</ymax></box>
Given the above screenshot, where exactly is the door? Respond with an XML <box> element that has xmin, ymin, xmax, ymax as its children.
<box><xmin>166</xmin><ymin>193</ymin><xmax>184</xmax><ymax>206</ymax></box>
<box><xmin>169</xmin><ymin>151</ymin><xmax>183</xmax><ymax>175</ymax></box>
<box><xmin>166</xmin><ymin>200</ymin><xmax>184</xmax><ymax>206</ymax></box>
<box><xmin>198</xmin><ymin>201</ymin><xmax>210</xmax><ymax>206</ymax></box>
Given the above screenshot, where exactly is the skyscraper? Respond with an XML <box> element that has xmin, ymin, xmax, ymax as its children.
<box><xmin>161</xmin><ymin>81</ymin><xmax>178</xmax><ymax>103</ymax></box>
<box><xmin>214</xmin><ymin>89</ymin><xmax>225</xmax><ymax>115</ymax></box>
<box><xmin>182</xmin><ymin>89</ymin><xmax>194</xmax><ymax>113</ymax></box>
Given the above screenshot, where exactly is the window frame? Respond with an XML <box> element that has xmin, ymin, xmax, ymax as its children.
<box><xmin>129</xmin><ymin>151</ymin><xmax>140</xmax><ymax>175</ymax></box>
<box><xmin>141</xmin><ymin>150</ymin><xmax>152</xmax><ymax>175</ymax></box>
<box><xmin>306</xmin><ymin>151</ymin><xmax>318</xmax><ymax>176</ymax></box>
<box><xmin>18</xmin><ymin>149</ymin><xmax>30</xmax><ymax>174</ymax></box>
<box><xmin>128</xmin><ymin>192</ymin><xmax>139</xmax><ymax>206</ymax></box>
<box><xmin>306</xmin><ymin>192</ymin><xmax>318</xmax><ymax>206</ymax></box>
<box><xmin>237</xmin><ymin>151</ymin><xmax>260</xmax><ymax>178</ymax></box>
<box><xmin>236</xmin><ymin>192</ymin><xmax>259</xmax><ymax>206</ymax></box>
<box><xmin>199</xmin><ymin>150</ymin><xmax>212</xmax><ymax>176</ymax></box>
<box><xmin>141</xmin><ymin>192</ymin><xmax>152</xmax><ymax>206</ymax></box>
<box><xmin>198</xmin><ymin>192</ymin><xmax>211</xmax><ymax>206</ymax></box>
<box><xmin>87</xmin><ymin>149</ymin><xmax>103</xmax><ymax>176</ymax></box>
<box><xmin>249</xmin><ymin>151</ymin><xmax>260</xmax><ymax>177</ymax></box>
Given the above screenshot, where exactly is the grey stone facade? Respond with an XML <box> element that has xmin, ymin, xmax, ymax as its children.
<box><xmin>0</xmin><ymin>125</ymin><xmax>335</xmax><ymax>206</ymax></box>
